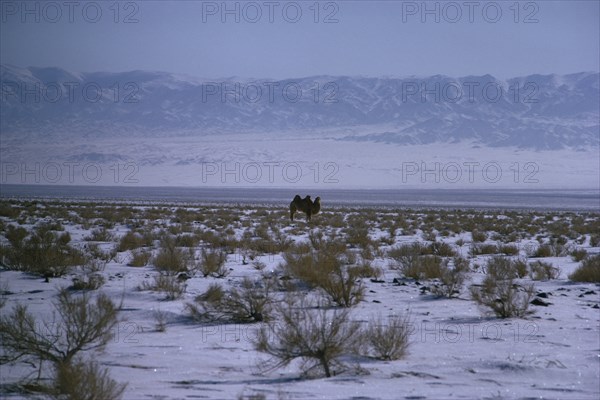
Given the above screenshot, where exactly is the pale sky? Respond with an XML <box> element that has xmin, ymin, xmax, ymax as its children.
<box><xmin>1</xmin><ymin>0</ymin><xmax>599</xmax><ymax>79</ymax></box>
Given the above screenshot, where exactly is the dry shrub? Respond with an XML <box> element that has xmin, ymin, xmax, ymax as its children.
<box><xmin>197</xmin><ymin>247</ymin><xmax>228</xmax><ymax>278</ymax></box>
<box><xmin>187</xmin><ymin>277</ymin><xmax>275</xmax><ymax>323</ymax></box>
<box><xmin>392</xmin><ymin>252</ymin><xmax>447</xmax><ymax>281</ymax></box>
<box><xmin>388</xmin><ymin>242</ymin><xmax>428</xmax><ymax>260</ymax></box>
<box><xmin>471</xmin><ymin>230</ymin><xmax>487</xmax><ymax>242</ymax></box>
<box><xmin>128</xmin><ymin>249</ymin><xmax>152</xmax><ymax>267</ymax></box>
<box><xmin>470</xmin><ymin>244</ymin><xmax>499</xmax><ymax>256</ymax></box>
<box><xmin>53</xmin><ymin>358</ymin><xmax>126</xmax><ymax>400</ymax></box>
<box><xmin>153</xmin><ymin>309</ymin><xmax>168</xmax><ymax>332</ymax></box>
<box><xmin>430</xmin><ymin>257</ymin><xmax>469</xmax><ymax>298</ymax></box>
<box><xmin>569</xmin><ymin>255</ymin><xmax>600</xmax><ymax>283</ymax></box>
<box><xmin>471</xmin><ymin>257</ymin><xmax>535</xmax><ymax>318</ymax></box>
<box><xmin>84</xmin><ymin>243</ymin><xmax>113</xmax><ymax>263</ymax></box>
<box><xmin>499</xmin><ymin>244</ymin><xmax>520</xmax><ymax>256</ymax></box>
<box><xmin>0</xmin><ymin>289</ymin><xmax>121</xmax><ymax>395</ymax></box>
<box><xmin>71</xmin><ymin>273</ymin><xmax>106</xmax><ymax>291</ymax></box>
<box><xmin>532</xmin><ymin>244</ymin><xmax>553</xmax><ymax>258</ymax></box>
<box><xmin>318</xmin><ymin>260</ymin><xmax>365</xmax><ymax>307</ymax></box>
<box><xmin>429</xmin><ymin>241</ymin><xmax>457</xmax><ymax>257</ymax></box>
<box><xmin>344</xmin><ymin>222</ymin><xmax>373</xmax><ymax>250</ymax></box>
<box><xmin>2</xmin><ymin>227</ymin><xmax>85</xmax><ymax>277</ymax></box>
<box><xmin>350</xmin><ymin>260</ymin><xmax>383</xmax><ymax>279</ymax></box>
<box><xmin>388</xmin><ymin>243</ymin><xmax>428</xmax><ymax>277</ymax></box>
<box><xmin>139</xmin><ymin>273</ymin><xmax>186</xmax><ymax>300</ymax></box>
<box><xmin>5</xmin><ymin>225</ymin><xmax>27</xmax><ymax>247</ymax></box>
<box><xmin>0</xmin><ymin>281</ymin><xmax>8</xmax><ymax>309</ymax></box>
<box><xmin>153</xmin><ymin>237</ymin><xmax>193</xmax><ymax>274</ymax></box>
<box><xmin>484</xmin><ymin>256</ymin><xmax>527</xmax><ymax>279</ymax></box>
<box><xmin>282</xmin><ymin>241</ymin><xmax>364</xmax><ymax>307</ymax></box>
<box><xmin>254</xmin><ymin>298</ymin><xmax>361</xmax><ymax>378</ymax></box>
<box><xmin>528</xmin><ymin>261</ymin><xmax>560</xmax><ymax>281</ymax></box>
<box><xmin>116</xmin><ymin>231</ymin><xmax>145</xmax><ymax>252</ymax></box>
<box><xmin>85</xmin><ymin>227</ymin><xmax>114</xmax><ymax>242</ymax></box>
<box><xmin>175</xmin><ymin>234</ymin><xmax>199</xmax><ymax>248</ymax></box>
<box><xmin>362</xmin><ymin>314</ymin><xmax>411</xmax><ymax>360</ymax></box>
<box><xmin>570</xmin><ymin>248</ymin><xmax>588</xmax><ymax>262</ymax></box>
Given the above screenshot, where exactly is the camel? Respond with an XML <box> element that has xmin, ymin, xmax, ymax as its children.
<box><xmin>290</xmin><ymin>195</ymin><xmax>321</xmax><ymax>222</ymax></box>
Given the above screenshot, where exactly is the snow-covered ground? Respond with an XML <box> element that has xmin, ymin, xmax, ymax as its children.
<box><xmin>1</xmin><ymin>133</ymin><xmax>598</xmax><ymax>189</ymax></box>
<box><xmin>0</xmin><ymin>200</ymin><xmax>598</xmax><ymax>399</ymax></box>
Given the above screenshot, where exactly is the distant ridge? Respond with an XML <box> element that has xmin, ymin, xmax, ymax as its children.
<box><xmin>1</xmin><ymin>65</ymin><xmax>598</xmax><ymax>150</ymax></box>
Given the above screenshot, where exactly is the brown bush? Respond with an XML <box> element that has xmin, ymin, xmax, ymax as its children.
<box><xmin>197</xmin><ymin>247</ymin><xmax>228</xmax><ymax>278</ymax></box>
<box><xmin>361</xmin><ymin>314</ymin><xmax>411</xmax><ymax>360</ymax></box>
<box><xmin>153</xmin><ymin>237</ymin><xmax>193</xmax><ymax>274</ymax></box>
<box><xmin>529</xmin><ymin>261</ymin><xmax>560</xmax><ymax>281</ymax></box>
<box><xmin>430</xmin><ymin>257</ymin><xmax>468</xmax><ymax>298</ymax></box>
<box><xmin>0</xmin><ymin>289</ymin><xmax>120</xmax><ymax>392</ymax></box>
<box><xmin>570</xmin><ymin>248</ymin><xmax>588</xmax><ymax>262</ymax></box>
<box><xmin>393</xmin><ymin>254</ymin><xmax>447</xmax><ymax>281</ymax></box>
<box><xmin>53</xmin><ymin>358</ymin><xmax>126</xmax><ymax>400</ymax></box>
<box><xmin>187</xmin><ymin>277</ymin><xmax>275</xmax><ymax>323</ymax></box>
<box><xmin>116</xmin><ymin>231</ymin><xmax>145</xmax><ymax>252</ymax></box>
<box><xmin>128</xmin><ymin>249</ymin><xmax>152</xmax><ymax>267</ymax></box>
<box><xmin>254</xmin><ymin>298</ymin><xmax>361</xmax><ymax>378</ymax></box>
<box><xmin>569</xmin><ymin>255</ymin><xmax>600</xmax><ymax>283</ymax></box>
<box><xmin>139</xmin><ymin>273</ymin><xmax>186</xmax><ymax>300</ymax></box>
<box><xmin>282</xmin><ymin>242</ymin><xmax>364</xmax><ymax>307</ymax></box>
<box><xmin>2</xmin><ymin>228</ymin><xmax>85</xmax><ymax>277</ymax></box>
<box><xmin>471</xmin><ymin>230</ymin><xmax>487</xmax><ymax>242</ymax></box>
<box><xmin>471</xmin><ymin>257</ymin><xmax>535</xmax><ymax>318</ymax></box>
<box><xmin>469</xmin><ymin>244</ymin><xmax>499</xmax><ymax>256</ymax></box>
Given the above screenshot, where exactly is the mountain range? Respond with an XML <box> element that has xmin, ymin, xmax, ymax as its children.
<box><xmin>1</xmin><ymin>64</ymin><xmax>598</xmax><ymax>150</ymax></box>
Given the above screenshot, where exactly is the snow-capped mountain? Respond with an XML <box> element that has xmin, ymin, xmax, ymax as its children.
<box><xmin>1</xmin><ymin>65</ymin><xmax>598</xmax><ymax>150</ymax></box>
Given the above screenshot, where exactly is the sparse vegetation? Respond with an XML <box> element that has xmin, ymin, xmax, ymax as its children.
<box><xmin>569</xmin><ymin>255</ymin><xmax>600</xmax><ymax>283</ymax></box>
<box><xmin>71</xmin><ymin>273</ymin><xmax>106</xmax><ymax>291</ymax></box>
<box><xmin>528</xmin><ymin>260</ymin><xmax>560</xmax><ymax>280</ymax></box>
<box><xmin>85</xmin><ymin>227</ymin><xmax>114</xmax><ymax>242</ymax></box>
<box><xmin>129</xmin><ymin>248</ymin><xmax>152</xmax><ymax>267</ymax></box>
<box><xmin>1</xmin><ymin>225</ymin><xmax>85</xmax><ymax>277</ymax></box>
<box><xmin>431</xmin><ymin>257</ymin><xmax>469</xmax><ymax>298</ymax></box>
<box><xmin>0</xmin><ymin>289</ymin><xmax>122</xmax><ymax>397</ymax></box>
<box><xmin>532</xmin><ymin>244</ymin><xmax>553</xmax><ymax>258</ymax></box>
<box><xmin>499</xmin><ymin>244</ymin><xmax>520</xmax><ymax>255</ymax></box>
<box><xmin>152</xmin><ymin>237</ymin><xmax>193</xmax><ymax>274</ymax></box>
<box><xmin>471</xmin><ymin>257</ymin><xmax>535</xmax><ymax>318</ymax></box>
<box><xmin>361</xmin><ymin>314</ymin><xmax>411</xmax><ymax>360</ymax></box>
<box><xmin>116</xmin><ymin>231</ymin><xmax>145</xmax><ymax>252</ymax></box>
<box><xmin>471</xmin><ymin>230</ymin><xmax>487</xmax><ymax>242</ymax></box>
<box><xmin>469</xmin><ymin>243</ymin><xmax>499</xmax><ymax>256</ymax></box>
<box><xmin>570</xmin><ymin>248</ymin><xmax>588</xmax><ymax>262</ymax></box>
<box><xmin>390</xmin><ymin>245</ymin><xmax>448</xmax><ymax>281</ymax></box>
<box><xmin>53</xmin><ymin>358</ymin><xmax>127</xmax><ymax>400</ymax></box>
<box><xmin>153</xmin><ymin>308</ymin><xmax>168</xmax><ymax>332</ymax></box>
<box><xmin>254</xmin><ymin>298</ymin><xmax>361</xmax><ymax>378</ymax></box>
<box><xmin>197</xmin><ymin>247</ymin><xmax>229</xmax><ymax>277</ymax></box>
<box><xmin>187</xmin><ymin>276</ymin><xmax>276</xmax><ymax>323</ymax></box>
<box><xmin>140</xmin><ymin>273</ymin><xmax>186</xmax><ymax>300</ymax></box>
<box><xmin>282</xmin><ymin>240</ymin><xmax>364</xmax><ymax>307</ymax></box>
<box><xmin>0</xmin><ymin>199</ymin><xmax>598</xmax><ymax>394</ymax></box>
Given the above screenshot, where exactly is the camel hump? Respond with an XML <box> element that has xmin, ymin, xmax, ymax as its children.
<box><xmin>293</xmin><ymin>195</ymin><xmax>301</xmax><ymax>202</ymax></box>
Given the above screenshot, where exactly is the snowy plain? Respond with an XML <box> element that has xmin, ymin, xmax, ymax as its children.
<box><xmin>0</xmin><ymin>199</ymin><xmax>598</xmax><ymax>400</ymax></box>
<box><xmin>0</xmin><ymin>130</ymin><xmax>599</xmax><ymax>190</ymax></box>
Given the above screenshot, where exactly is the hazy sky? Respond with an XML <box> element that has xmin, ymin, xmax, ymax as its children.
<box><xmin>1</xmin><ymin>0</ymin><xmax>598</xmax><ymax>79</ymax></box>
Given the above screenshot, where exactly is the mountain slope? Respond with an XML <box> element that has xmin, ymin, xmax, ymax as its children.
<box><xmin>1</xmin><ymin>65</ymin><xmax>598</xmax><ymax>150</ymax></box>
